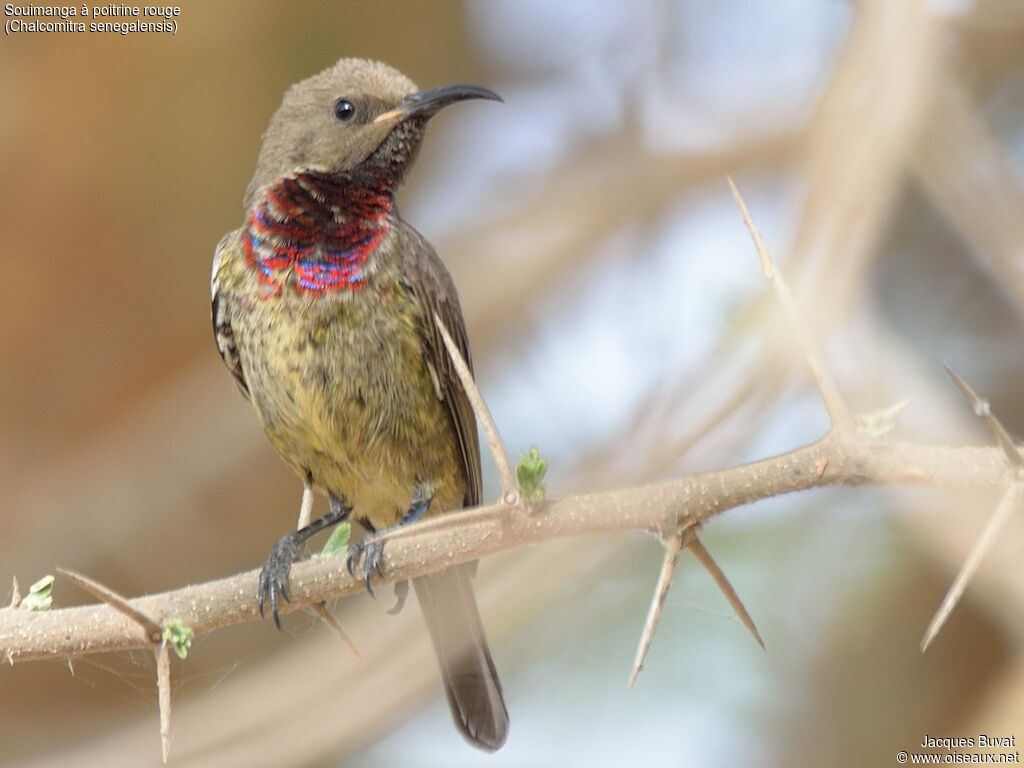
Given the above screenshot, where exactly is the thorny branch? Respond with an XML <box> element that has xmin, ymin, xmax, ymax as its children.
<box><xmin>629</xmin><ymin>179</ymin><xmax>856</xmax><ymax>685</ymax></box>
<box><xmin>0</xmin><ymin>436</ymin><xmax>1009</xmax><ymax>664</ymax></box>
<box><xmin>57</xmin><ymin>567</ymin><xmax>175</xmax><ymax>763</ymax></box>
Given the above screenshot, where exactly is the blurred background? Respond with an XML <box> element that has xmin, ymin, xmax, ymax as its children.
<box><xmin>2</xmin><ymin>0</ymin><xmax>1024</xmax><ymax>765</ymax></box>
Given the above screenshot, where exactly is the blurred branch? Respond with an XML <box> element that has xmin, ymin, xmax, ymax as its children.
<box><xmin>575</xmin><ymin>0</ymin><xmax>945</xmax><ymax>497</ymax></box>
<box><xmin>792</xmin><ymin>0</ymin><xmax>941</xmax><ymax>300</ymax></box>
<box><xmin>453</xmin><ymin>131</ymin><xmax>800</xmax><ymax>344</ymax></box>
<box><xmin>912</xmin><ymin>76</ymin><xmax>1024</xmax><ymax>319</ymax></box>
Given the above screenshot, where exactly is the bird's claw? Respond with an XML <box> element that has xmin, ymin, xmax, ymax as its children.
<box><xmin>257</xmin><ymin>533</ymin><xmax>302</xmax><ymax>630</ymax></box>
<box><xmin>346</xmin><ymin>536</ymin><xmax>387</xmax><ymax>597</ymax></box>
<box><xmin>343</xmin><ymin>492</ymin><xmax>428</xmax><ymax>601</ymax></box>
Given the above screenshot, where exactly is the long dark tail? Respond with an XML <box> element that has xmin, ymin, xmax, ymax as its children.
<box><xmin>413</xmin><ymin>565</ymin><xmax>509</xmax><ymax>751</ymax></box>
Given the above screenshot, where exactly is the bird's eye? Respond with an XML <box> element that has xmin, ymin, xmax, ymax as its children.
<box><xmin>334</xmin><ymin>99</ymin><xmax>356</xmax><ymax>122</ymax></box>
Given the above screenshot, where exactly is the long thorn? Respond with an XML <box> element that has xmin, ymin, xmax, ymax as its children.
<box><xmin>688</xmin><ymin>537</ymin><xmax>764</xmax><ymax>650</ymax></box>
<box><xmin>630</xmin><ymin>533</ymin><xmax>688</xmax><ymax>688</ymax></box>
<box><xmin>434</xmin><ymin>312</ymin><xmax>517</xmax><ymax>502</ymax></box>
<box><xmin>156</xmin><ymin>643</ymin><xmax>172</xmax><ymax>763</ymax></box>
<box><xmin>728</xmin><ymin>177</ymin><xmax>850</xmax><ymax>427</ymax></box>
<box><xmin>921</xmin><ymin>482</ymin><xmax>1022</xmax><ymax>651</ymax></box>
<box><xmin>58</xmin><ymin>568</ymin><xmax>162</xmax><ymax>643</ymax></box>
<box><xmin>944</xmin><ymin>366</ymin><xmax>1023</xmax><ymax>467</ymax></box>
<box><xmin>296</xmin><ymin>478</ymin><xmax>315</xmax><ymax>530</ymax></box>
<box><xmin>309</xmin><ymin>602</ymin><xmax>361</xmax><ymax>659</ymax></box>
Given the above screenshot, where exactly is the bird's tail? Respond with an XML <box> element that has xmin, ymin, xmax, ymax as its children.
<box><xmin>413</xmin><ymin>565</ymin><xmax>509</xmax><ymax>751</ymax></box>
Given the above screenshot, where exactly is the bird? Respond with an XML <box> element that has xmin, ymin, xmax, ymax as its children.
<box><xmin>210</xmin><ymin>57</ymin><xmax>508</xmax><ymax>751</ymax></box>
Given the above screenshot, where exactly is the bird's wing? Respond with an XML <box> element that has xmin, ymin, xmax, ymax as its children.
<box><xmin>211</xmin><ymin>230</ymin><xmax>251</xmax><ymax>399</ymax></box>
<box><xmin>397</xmin><ymin>222</ymin><xmax>482</xmax><ymax>507</ymax></box>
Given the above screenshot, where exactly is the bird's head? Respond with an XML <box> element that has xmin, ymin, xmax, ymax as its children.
<box><xmin>245</xmin><ymin>58</ymin><xmax>501</xmax><ymax>206</ymax></box>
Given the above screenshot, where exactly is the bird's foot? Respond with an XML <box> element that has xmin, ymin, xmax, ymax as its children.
<box><xmin>257</xmin><ymin>532</ymin><xmax>302</xmax><ymax>630</ymax></box>
<box><xmin>346</xmin><ymin>536</ymin><xmax>386</xmax><ymax>597</ymax></box>
<box><xmin>346</xmin><ymin>490</ymin><xmax>432</xmax><ymax>599</ymax></box>
<box><xmin>258</xmin><ymin>495</ymin><xmax>352</xmax><ymax>631</ymax></box>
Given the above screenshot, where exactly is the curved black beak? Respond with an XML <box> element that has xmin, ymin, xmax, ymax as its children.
<box><xmin>374</xmin><ymin>84</ymin><xmax>503</xmax><ymax>124</ymax></box>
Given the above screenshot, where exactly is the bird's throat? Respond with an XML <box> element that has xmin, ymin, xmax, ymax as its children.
<box><xmin>244</xmin><ymin>170</ymin><xmax>394</xmax><ymax>295</ymax></box>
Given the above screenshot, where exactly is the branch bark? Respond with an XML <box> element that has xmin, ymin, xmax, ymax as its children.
<box><xmin>0</xmin><ymin>433</ymin><xmax>1006</xmax><ymax>664</ymax></box>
